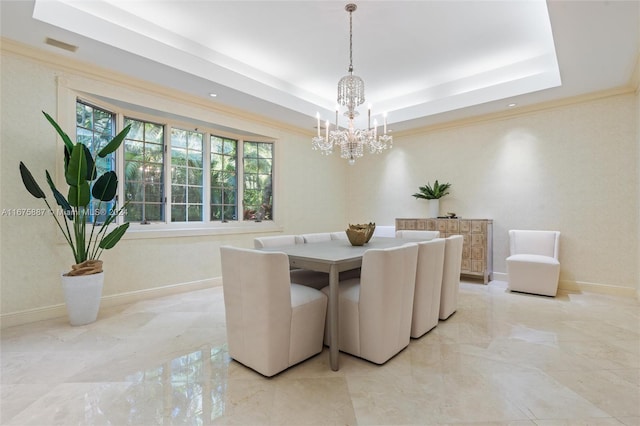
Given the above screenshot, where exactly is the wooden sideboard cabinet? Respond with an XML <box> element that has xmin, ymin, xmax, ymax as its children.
<box><xmin>395</xmin><ymin>218</ymin><xmax>493</xmax><ymax>284</ymax></box>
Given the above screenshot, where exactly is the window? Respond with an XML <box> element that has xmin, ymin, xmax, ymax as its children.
<box><xmin>243</xmin><ymin>142</ymin><xmax>273</xmax><ymax>221</ymax></box>
<box><xmin>171</xmin><ymin>128</ymin><xmax>204</xmax><ymax>222</ymax></box>
<box><xmin>210</xmin><ymin>136</ymin><xmax>237</xmax><ymax>222</ymax></box>
<box><xmin>75</xmin><ymin>101</ymin><xmax>116</xmax><ymax>223</ymax></box>
<box><xmin>73</xmin><ymin>97</ymin><xmax>276</xmax><ymax>230</ymax></box>
<box><xmin>124</xmin><ymin>118</ymin><xmax>165</xmax><ymax>223</ymax></box>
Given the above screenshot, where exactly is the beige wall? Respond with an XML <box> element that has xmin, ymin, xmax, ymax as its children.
<box><xmin>636</xmin><ymin>0</ymin><xmax>640</xmax><ymax>299</ymax></box>
<box><xmin>637</xmin><ymin>83</ymin><xmax>640</xmax><ymax>296</ymax></box>
<box><xmin>0</xmin><ymin>45</ymin><xmax>348</xmax><ymax>323</ymax></box>
<box><xmin>1</xmin><ymin>41</ymin><xmax>639</xmax><ymax>326</ymax></box>
<box><xmin>348</xmin><ymin>94</ymin><xmax>639</xmax><ymax>292</ymax></box>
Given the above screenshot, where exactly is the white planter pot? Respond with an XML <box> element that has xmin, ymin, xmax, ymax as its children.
<box><xmin>61</xmin><ymin>272</ymin><xmax>104</xmax><ymax>326</ymax></box>
<box><xmin>427</xmin><ymin>199</ymin><xmax>440</xmax><ymax>218</ymax></box>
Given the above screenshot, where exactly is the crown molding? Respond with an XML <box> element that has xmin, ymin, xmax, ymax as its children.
<box><xmin>394</xmin><ymin>84</ymin><xmax>637</xmax><ymax>139</ymax></box>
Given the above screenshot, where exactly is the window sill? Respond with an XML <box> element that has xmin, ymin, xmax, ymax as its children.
<box><xmin>122</xmin><ymin>221</ymin><xmax>284</xmax><ymax>240</ymax></box>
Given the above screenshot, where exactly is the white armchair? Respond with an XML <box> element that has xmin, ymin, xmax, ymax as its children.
<box><xmin>439</xmin><ymin>235</ymin><xmax>463</xmax><ymax>320</ymax></box>
<box><xmin>411</xmin><ymin>238</ymin><xmax>446</xmax><ymax>338</ymax></box>
<box><xmin>220</xmin><ymin>246</ymin><xmax>327</xmax><ymax>377</ymax></box>
<box><xmin>506</xmin><ymin>230</ymin><xmax>561</xmax><ymax>296</ymax></box>
<box><xmin>396</xmin><ymin>230</ymin><xmax>440</xmax><ymax>240</ymax></box>
<box><xmin>321</xmin><ymin>244</ymin><xmax>418</xmax><ymax>364</ymax></box>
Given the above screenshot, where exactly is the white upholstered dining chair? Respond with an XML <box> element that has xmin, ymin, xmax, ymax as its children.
<box><xmin>395</xmin><ymin>230</ymin><xmax>440</xmax><ymax>240</ymax></box>
<box><xmin>439</xmin><ymin>235</ymin><xmax>463</xmax><ymax>320</ymax></box>
<box><xmin>299</xmin><ymin>232</ymin><xmax>332</xmax><ymax>243</ymax></box>
<box><xmin>254</xmin><ymin>235</ymin><xmax>303</xmax><ymax>248</ymax></box>
<box><xmin>373</xmin><ymin>225</ymin><xmax>396</xmax><ymax>238</ymax></box>
<box><xmin>506</xmin><ymin>230</ymin><xmax>561</xmax><ymax>296</ymax></box>
<box><xmin>304</xmin><ymin>231</ymin><xmax>362</xmax><ymax>281</ymax></box>
<box><xmin>330</xmin><ymin>231</ymin><xmax>348</xmax><ymax>240</ymax></box>
<box><xmin>411</xmin><ymin>238</ymin><xmax>446</xmax><ymax>338</ymax></box>
<box><xmin>254</xmin><ymin>235</ymin><xmax>330</xmax><ymax>290</ymax></box>
<box><xmin>220</xmin><ymin>246</ymin><xmax>327</xmax><ymax>377</ymax></box>
<box><xmin>321</xmin><ymin>244</ymin><xmax>418</xmax><ymax>364</ymax></box>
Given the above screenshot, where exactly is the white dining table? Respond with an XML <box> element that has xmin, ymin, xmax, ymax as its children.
<box><xmin>259</xmin><ymin>236</ymin><xmax>420</xmax><ymax>371</ymax></box>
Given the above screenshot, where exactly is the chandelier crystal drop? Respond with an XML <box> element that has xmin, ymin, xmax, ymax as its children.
<box><xmin>312</xmin><ymin>3</ymin><xmax>392</xmax><ymax>165</ymax></box>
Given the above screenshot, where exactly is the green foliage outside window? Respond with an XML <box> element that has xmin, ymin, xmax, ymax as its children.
<box><xmin>210</xmin><ymin>136</ymin><xmax>237</xmax><ymax>221</ymax></box>
<box><xmin>171</xmin><ymin>128</ymin><xmax>203</xmax><ymax>222</ymax></box>
<box><xmin>243</xmin><ymin>142</ymin><xmax>273</xmax><ymax>221</ymax></box>
<box><xmin>124</xmin><ymin>118</ymin><xmax>165</xmax><ymax>223</ymax></box>
<box><xmin>73</xmin><ymin>100</ymin><xmax>275</xmax><ymax>225</ymax></box>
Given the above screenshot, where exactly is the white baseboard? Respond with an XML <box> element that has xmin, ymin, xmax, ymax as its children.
<box><xmin>0</xmin><ymin>277</ymin><xmax>222</xmax><ymax>329</ymax></box>
<box><xmin>492</xmin><ymin>272</ymin><xmax>508</xmax><ymax>281</ymax></box>
<box><xmin>557</xmin><ymin>279</ymin><xmax>638</xmax><ymax>299</ymax></box>
<box><xmin>491</xmin><ymin>272</ymin><xmax>638</xmax><ymax>299</ymax></box>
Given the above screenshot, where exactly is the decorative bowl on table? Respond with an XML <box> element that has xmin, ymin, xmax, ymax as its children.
<box><xmin>345</xmin><ymin>222</ymin><xmax>376</xmax><ymax>246</ymax></box>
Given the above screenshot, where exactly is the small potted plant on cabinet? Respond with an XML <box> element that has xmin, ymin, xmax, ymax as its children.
<box><xmin>412</xmin><ymin>180</ymin><xmax>451</xmax><ymax>218</ymax></box>
<box><xmin>19</xmin><ymin>111</ymin><xmax>131</xmax><ymax>325</ymax></box>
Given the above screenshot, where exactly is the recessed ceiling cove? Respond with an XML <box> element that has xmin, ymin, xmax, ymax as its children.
<box><xmin>31</xmin><ymin>0</ymin><xmax>561</xmax><ymax>130</ymax></box>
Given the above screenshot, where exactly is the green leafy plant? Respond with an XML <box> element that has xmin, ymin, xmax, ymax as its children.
<box><xmin>19</xmin><ymin>111</ymin><xmax>131</xmax><ymax>275</ymax></box>
<box><xmin>412</xmin><ymin>180</ymin><xmax>452</xmax><ymax>200</ymax></box>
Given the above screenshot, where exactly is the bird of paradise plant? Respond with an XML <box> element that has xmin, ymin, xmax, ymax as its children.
<box><xmin>19</xmin><ymin>111</ymin><xmax>131</xmax><ymax>276</ymax></box>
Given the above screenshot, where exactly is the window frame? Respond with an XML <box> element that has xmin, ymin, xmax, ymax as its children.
<box><xmin>210</xmin><ymin>135</ymin><xmax>239</xmax><ymax>222</ymax></box>
<box><xmin>170</xmin><ymin>127</ymin><xmax>205</xmax><ymax>223</ymax></box>
<box><xmin>75</xmin><ymin>99</ymin><xmax>118</xmax><ymax>224</ymax></box>
<box><xmin>123</xmin><ymin>115</ymin><xmax>167</xmax><ymax>224</ymax></box>
<box><xmin>58</xmin><ymin>81</ymin><xmax>282</xmax><ymax>238</ymax></box>
<box><xmin>242</xmin><ymin>141</ymin><xmax>274</xmax><ymax>222</ymax></box>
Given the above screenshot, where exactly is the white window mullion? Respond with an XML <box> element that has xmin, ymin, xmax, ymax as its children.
<box><xmin>237</xmin><ymin>139</ymin><xmax>244</xmax><ymax>221</ymax></box>
<box><xmin>165</xmin><ymin>125</ymin><xmax>172</xmax><ymax>224</ymax></box>
<box><xmin>116</xmin><ymin>113</ymin><xmax>126</xmax><ymax>225</ymax></box>
<box><xmin>203</xmin><ymin>131</ymin><xmax>212</xmax><ymax>222</ymax></box>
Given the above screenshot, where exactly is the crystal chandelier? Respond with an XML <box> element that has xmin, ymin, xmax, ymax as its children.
<box><xmin>312</xmin><ymin>3</ymin><xmax>392</xmax><ymax>165</ymax></box>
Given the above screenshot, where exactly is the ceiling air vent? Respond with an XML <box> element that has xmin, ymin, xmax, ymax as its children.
<box><xmin>45</xmin><ymin>37</ymin><xmax>78</xmax><ymax>53</ymax></box>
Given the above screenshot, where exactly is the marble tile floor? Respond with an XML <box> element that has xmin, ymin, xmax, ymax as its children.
<box><xmin>1</xmin><ymin>280</ymin><xmax>639</xmax><ymax>426</ymax></box>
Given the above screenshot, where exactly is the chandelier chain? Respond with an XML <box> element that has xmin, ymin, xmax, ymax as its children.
<box><xmin>348</xmin><ymin>5</ymin><xmax>354</xmax><ymax>73</ymax></box>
